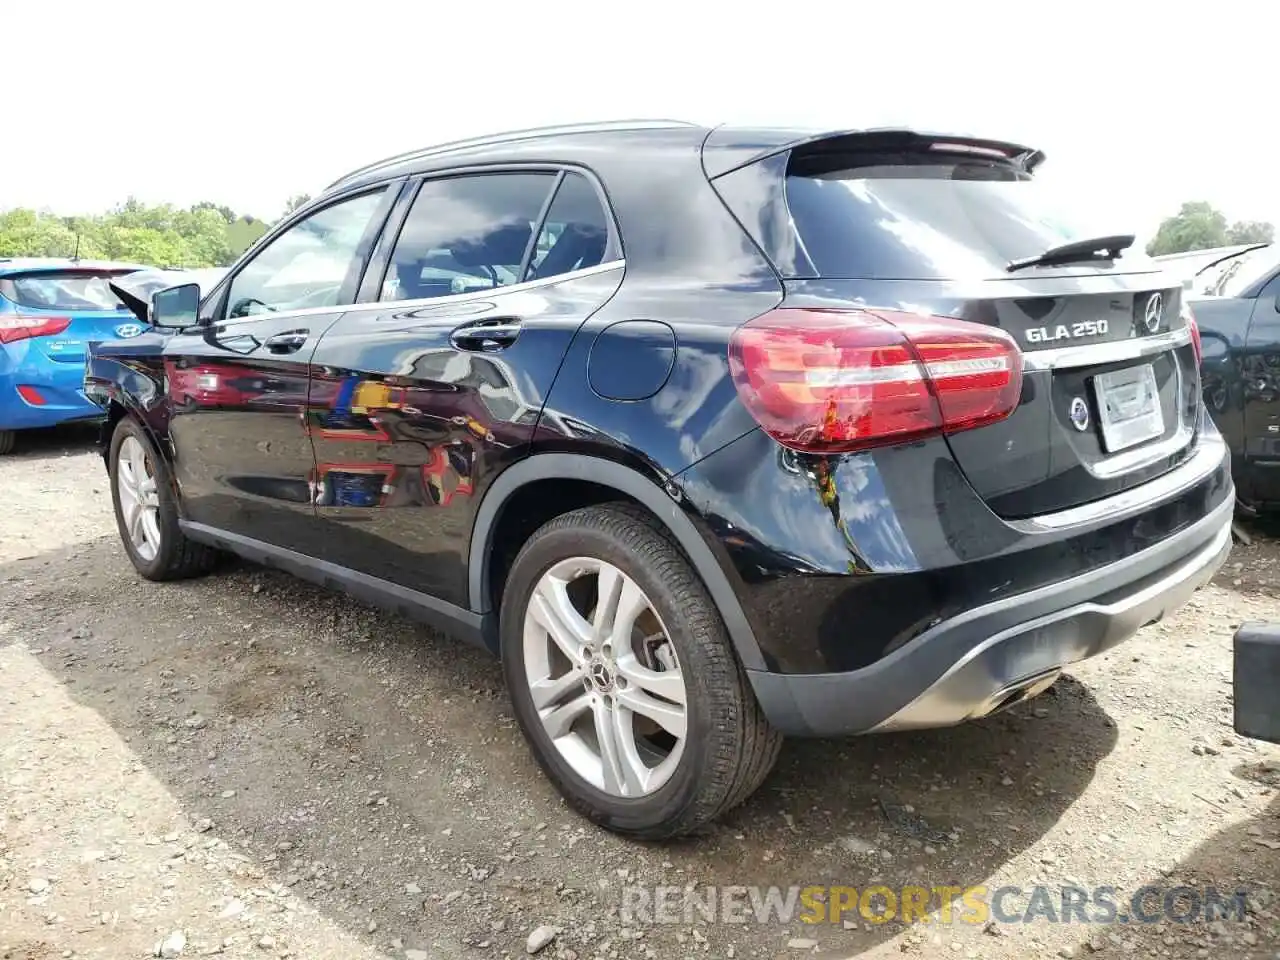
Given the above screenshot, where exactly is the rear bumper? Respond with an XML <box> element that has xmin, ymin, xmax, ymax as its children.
<box><xmin>749</xmin><ymin>487</ymin><xmax>1233</xmax><ymax>737</ymax></box>
<box><xmin>0</xmin><ymin>351</ymin><xmax>100</xmax><ymax>430</ymax></box>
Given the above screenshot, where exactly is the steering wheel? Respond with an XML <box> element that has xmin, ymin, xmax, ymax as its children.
<box><xmin>229</xmin><ymin>296</ymin><xmax>275</xmax><ymax>318</ymax></box>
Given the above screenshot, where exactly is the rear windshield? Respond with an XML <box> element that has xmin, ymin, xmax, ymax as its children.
<box><xmin>2</xmin><ymin>271</ymin><xmax>134</xmax><ymax>311</ymax></box>
<box><xmin>785</xmin><ymin>153</ymin><xmax>1129</xmax><ymax>281</ymax></box>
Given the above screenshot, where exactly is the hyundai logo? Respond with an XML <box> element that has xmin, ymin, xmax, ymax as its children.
<box><xmin>1143</xmin><ymin>293</ymin><xmax>1163</xmax><ymax>334</ymax></box>
<box><xmin>1069</xmin><ymin>396</ymin><xmax>1091</xmax><ymax>432</ymax></box>
<box><xmin>114</xmin><ymin>323</ymin><xmax>143</xmax><ymax>339</ymax></box>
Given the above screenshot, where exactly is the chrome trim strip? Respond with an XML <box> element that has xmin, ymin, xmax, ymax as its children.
<box><xmin>1021</xmin><ymin>327</ymin><xmax>1192</xmax><ymax>371</ymax></box>
<box><xmin>1088</xmin><ymin>422</ymin><xmax>1194</xmax><ymax>480</ymax></box>
<box><xmin>1011</xmin><ymin>426</ymin><xmax>1225</xmax><ymax>532</ymax></box>
<box><xmin>350</xmin><ymin>259</ymin><xmax>625</xmax><ymax>316</ymax></box>
<box><xmin>211</xmin><ymin>260</ymin><xmax>625</xmax><ymax>329</ymax></box>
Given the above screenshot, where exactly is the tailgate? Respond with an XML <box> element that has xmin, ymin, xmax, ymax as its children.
<box><xmin>945</xmin><ymin>282</ymin><xmax>1200</xmax><ymax>518</ymax></box>
<box><xmin>710</xmin><ymin>129</ymin><xmax>1201</xmax><ymax>520</ymax></box>
<box><xmin>34</xmin><ymin>310</ymin><xmax>141</xmax><ymax>362</ymax></box>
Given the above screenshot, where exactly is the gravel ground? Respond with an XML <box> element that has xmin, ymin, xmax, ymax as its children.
<box><xmin>2</xmin><ymin>424</ymin><xmax>1279</xmax><ymax>960</ymax></box>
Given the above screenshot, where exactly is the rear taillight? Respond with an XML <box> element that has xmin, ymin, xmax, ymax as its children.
<box><xmin>0</xmin><ymin>315</ymin><xmax>72</xmax><ymax>345</ymax></box>
<box><xmin>1182</xmin><ymin>302</ymin><xmax>1202</xmax><ymax>366</ymax></box>
<box><xmin>727</xmin><ymin>307</ymin><xmax>1023</xmax><ymax>454</ymax></box>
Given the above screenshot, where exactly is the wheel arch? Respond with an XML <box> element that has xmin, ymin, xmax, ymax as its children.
<box><xmin>100</xmin><ymin>395</ymin><xmax>167</xmax><ymax>466</ymax></box>
<box><xmin>469</xmin><ymin>453</ymin><xmax>766</xmax><ymax>671</ymax></box>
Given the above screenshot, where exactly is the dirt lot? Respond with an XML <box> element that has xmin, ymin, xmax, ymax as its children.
<box><xmin>2</xmin><ymin>425</ymin><xmax>1279</xmax><ymax>960</ymax></box>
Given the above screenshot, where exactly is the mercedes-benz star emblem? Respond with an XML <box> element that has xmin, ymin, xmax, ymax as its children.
<box><xmin>587</xmin><ymin>660</ymin><xmax>613</xmax><ymax>691</ymax></box>
<box><xmin>1143</xmin><ymin>292</ymin><xmax>1163</xmax><ymax>334</ymax></box>
<box><xmin>1069</xmin><ymin>396</ymin><xmax>1090</xmax><ymax>432</ymax></box>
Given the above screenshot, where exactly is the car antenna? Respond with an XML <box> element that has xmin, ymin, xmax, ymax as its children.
<box><xmin>71</xmin><ymin>233</ymin><xmax>81</xmax><ymax>263</ymax></box>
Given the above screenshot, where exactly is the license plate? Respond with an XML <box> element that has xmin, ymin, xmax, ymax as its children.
<box><xmin>1093</xmin><ymin>363</ymin><xmax>1163</xmax><ymax>453</ymax></box>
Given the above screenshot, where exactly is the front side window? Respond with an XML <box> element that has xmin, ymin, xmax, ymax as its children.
<box><xmin>225</xmin><ymin>190</ymin><xmax>385</xmax><ymax>319</ymax></box>
<box><xmin>380</xmin><ymin>173</ymin><xmax>556</xmax><ymax>302</ymax></box>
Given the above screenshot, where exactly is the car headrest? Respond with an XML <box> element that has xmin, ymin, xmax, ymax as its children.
<box><xmin>452</xmin><ymin>223</ymin><xmax>532</xmax><ymax>268</ymax></box>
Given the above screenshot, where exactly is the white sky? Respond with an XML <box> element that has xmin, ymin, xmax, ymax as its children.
<box><xmin>6</xmin><ymin>0</ymin><xmax>1276</xmax><ymax>246</ymax></box>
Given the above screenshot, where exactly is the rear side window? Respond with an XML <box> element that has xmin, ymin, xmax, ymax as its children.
<box><xmin>1</xmin><ymin>271</ymin><xmax>133</xmax><ymax>311</ymax></box>
<box><xmin>380</xmin><ymin>172</ymin><xmax>556</xmax><ymax>302</ymax></box>
<box><xmin>525</xmin><ymin>172</ymin><xmax>612</xmax><ymax>281</ymax></box>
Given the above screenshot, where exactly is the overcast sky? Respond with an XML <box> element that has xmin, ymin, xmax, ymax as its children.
<box><xmin>7</xmin><ymin>1</ymin><xmax>1276</xmax><ymax>245</ymax></box>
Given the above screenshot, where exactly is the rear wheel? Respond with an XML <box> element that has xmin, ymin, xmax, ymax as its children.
<box><xmin>0</xmin><ymin>430</ymin><xmax>14</xmax><ymax>455</ymax></box>
<box><xmin>500</xmin><ymin>504</ymin><xmax>781</xmax><ymax>839</ymax></box>
<box><xmin>109</xmin><ymin>417</ymin><xmax>220</xmax><ymax>581</ymax></box>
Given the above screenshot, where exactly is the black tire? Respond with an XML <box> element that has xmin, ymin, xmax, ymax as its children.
<box><xmin>0</xmin><ymin>430</ymin><xmax>14</xmax><ymax>455</ymax></box>
<box><xmin>500</xmin><ymin>503</ymin><xmax>782</xmax><ymax>839</ymax></box>
<box><xmin>108</xmin><ymin>417</ymin><xmax>221</xmax><ymax>581</ymax></box>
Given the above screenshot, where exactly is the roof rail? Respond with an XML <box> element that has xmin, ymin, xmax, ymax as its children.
<box><xmin>326</xmin><ymin>119</ymin><xmax>699</xmax><ymax>190</ymax></box>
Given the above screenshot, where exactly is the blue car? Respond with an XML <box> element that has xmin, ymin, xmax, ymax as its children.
<box><xmin>0</xmin><ymin>258</ymin><xmax>150</xmax><ymax>454</ymax></box>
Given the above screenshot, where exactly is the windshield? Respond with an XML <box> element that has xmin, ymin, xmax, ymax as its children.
<box><xmin>1202</xmin><ymin>245</ymin><xmax>1280</xmax><ymax>298</ymax></box>
<box><xmin>3</xmin><ymin>270</ymin><xmax>134</xmax><ymax>311</ymax></box>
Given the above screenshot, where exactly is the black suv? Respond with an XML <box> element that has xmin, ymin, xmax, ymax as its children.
<box><xmin>87</xmin><ymin>120</ymin><xmax>1233</xmax><ymax>838</ymax></box>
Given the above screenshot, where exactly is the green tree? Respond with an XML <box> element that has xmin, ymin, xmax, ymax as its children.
<box><xmin>1146</xmin><ymin>202</ymin><xmax>1229</xmax><ymax>256</ymax></box>
<box><xmin>226</xmin><ymin>216</ymin><xmax>269</xmax><ymax>260</ymax></box>
<box><xmin>0</xmin><ymin>199</ymin><xmax>272</xmax><ymax>268</ymax></box>
<box><xmin>1226</xmin><ymin>220</ymin><xmax>1275</xmax><ymax>245</ymax></box>
<box><xmin>283</xmin><ymin>193</ymin><xmax>311</xmax><ymax>216</ymax></box>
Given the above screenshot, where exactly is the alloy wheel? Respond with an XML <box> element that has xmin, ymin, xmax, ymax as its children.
<box><xmin>117</xmin><ymin>435</ymin><xmax>162</xmax><ymax>562</ymax></box>
<box><xmin>522</xmin><ymin>557</ymin><xmax>688</xmax><ymax>797</ymax></box>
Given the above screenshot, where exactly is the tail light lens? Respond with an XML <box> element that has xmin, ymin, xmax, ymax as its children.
<box><xmin>728</xmin><ymin>307</ymin><xmax>1023</xmax><ymax>454</ymax></box>
<box><xmin>1181</xmin><ymin>301</ymin><xmax>1202</xmax><ymax>366</ymax></box>
<box><xmin>0</xmin><ymin>315</ymin><xmax>72</xmax><ymax>345</ymax></box>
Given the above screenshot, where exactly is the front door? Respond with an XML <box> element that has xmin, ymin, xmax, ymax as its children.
<box><xmin>307</xmin><ymin>169</ymin><xmax>623</xmax><ymax>607</ymax></box>
<box><xmin>167</xmin><ymin>185</ymin><xmax>400</xmax><ymax>553</ymax></box>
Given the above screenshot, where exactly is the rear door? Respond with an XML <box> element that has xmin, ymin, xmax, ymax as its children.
<box><xmin>306</xmin><ymin>168</ymin><xmax>623</xmax><ymax>607</ymax></box>
<box><xmin>712</xmin><ymin>134</ymin><xmax>1200</xmax><ymax>519</ymax></box>
<box><xmin>166</xmin><ymin>185</ymin><xmax>401</xmax><ymax>552</ymax></box>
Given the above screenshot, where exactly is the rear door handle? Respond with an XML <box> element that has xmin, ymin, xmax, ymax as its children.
<box><xmin>450</xmin><ymin>319</ymin><xmax>522</xmax><ymax>352</ymax></box>
<box><xmin>263</xmin><ymin>330</ymin><xmax>309</xmax><ymax>354</ymax></box>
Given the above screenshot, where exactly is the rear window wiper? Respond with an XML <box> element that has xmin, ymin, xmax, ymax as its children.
<box><xmin>1006</xmin><ymin>234</ymin><xmax>1136</xmax><ymax>272</ymax></box>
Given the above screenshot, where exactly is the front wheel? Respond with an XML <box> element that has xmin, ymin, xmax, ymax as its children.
<box><xmin>500</xmin><ymin>504</ymin><xmax>781</xmax><ymax>839</ymax></box>
<box><xmin>108</xmin><ymin>417</ymin><xmax>220</xmax><ymax>581</ymax></box>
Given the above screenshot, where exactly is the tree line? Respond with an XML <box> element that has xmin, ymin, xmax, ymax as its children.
<box><xmin>0</xmin><ymin>194</ymin><xmax>312</xmax><ymax>268</ymax></box>
<box><xmin>1146</xmin><ymin>201</ymin><xmax>1274</xmax><ymax>256</ymax></box>
<box><xmin>0</xmin><ymin>194</ymin><xmax>1271</xmax><ymax>267</ymax></box>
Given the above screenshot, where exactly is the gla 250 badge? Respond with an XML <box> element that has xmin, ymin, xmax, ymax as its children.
<box><xmin>1025</xmin><ymin>293</ymin><xmax>1162</xmax><ymax>345</ymax></box>
<box><xmin>1025</xmin><ymin>318</ymin><xmax>1109</xmax><ymax>344</ymax></box>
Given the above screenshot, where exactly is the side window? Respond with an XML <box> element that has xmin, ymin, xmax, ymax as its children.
<box><xmin>525</xmin><ymin>172</ymin><xmax>612</xmax><ymax>282</ymax></box>
<box><xmin>225</xmin><ymin>190</ymin><xmax>385</xmax><ymax>319</ymax></box>
<box><xmin>380</xmin><ymin>173</ymin><xmax>555</xmax><ymax>302</ymax></box>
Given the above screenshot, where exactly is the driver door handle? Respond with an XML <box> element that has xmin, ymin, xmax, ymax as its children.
<box><xmin>263</xmin><ymin>330</ymin><xmax>309</xmax><ymax>354</ymax></box>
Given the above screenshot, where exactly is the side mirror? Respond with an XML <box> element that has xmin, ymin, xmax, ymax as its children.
<box><xmin>150</xmin><ymin>283</ymin><xmax>201</xmax><ymax>329</ymax></box>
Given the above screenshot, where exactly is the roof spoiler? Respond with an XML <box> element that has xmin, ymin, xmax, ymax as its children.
<box><xmin>702</xmin><ymin>127</ymin><xmax>1045</xmax><ymax>180</ymax></box>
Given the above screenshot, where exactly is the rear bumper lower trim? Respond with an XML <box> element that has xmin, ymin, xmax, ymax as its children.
<box><xmin>748</xmin><ymin>490</ymin><xmax>1233</xmax><ymax>737</ymax></box>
